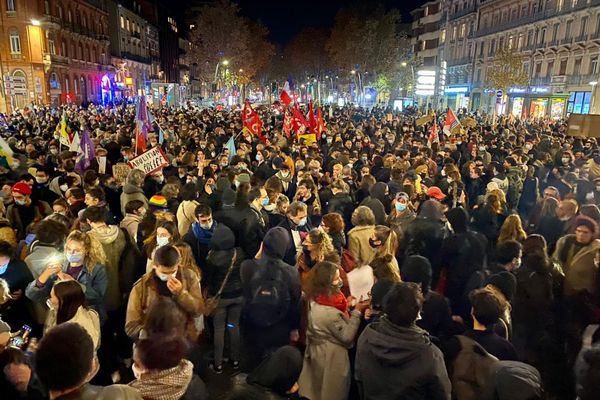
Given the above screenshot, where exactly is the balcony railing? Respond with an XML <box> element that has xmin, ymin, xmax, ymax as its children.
<box><xmin>121</xmin><ymin>52</ymin><xmax>150</xmax><ymax>64</ymax></box>
<box><xmin>447</xmin><ymin>57</ymin><xmax>472</xmax><ymax>67</ymax></box>
<box><xmin>449</xmin><ymin>3</ymin><xmax>476</xmax><ymax>20</ymax></box>
<box><xmin>530</xmin><ymin>76</ymin><xmax>551</xmax><ymax>86</ymax></box>
<box><xmin>560</xmin><ymin>37</ymin><xmax>573</xmax><ymax>45</ymax></box>
<box><xmin>547</xmin><ymin>39</ymin><xmax>559</xmax><ymax>47</ymax></box>
<box><xmin>574</xmin><ymin>33</ymin><xmax>588</xmax><ymax>43</ymax></box>
<box><xmin>475</xmin><ymin>0</ymin><xmax>600</xmax><ymax>38</ymax></box>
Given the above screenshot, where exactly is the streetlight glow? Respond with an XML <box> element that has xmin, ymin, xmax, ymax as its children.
<box><xmin>222</xmin><ymin>60</ymin><xmax>229</xmax><ymax>66</ymax></box>
<box><xmin>401</xmin><ymin>62</ymin><xmax>407</xmax><ymax>67</ymax></box>
<box><xmin>31</xmin><ymin>19</ymin><xmax>41</xmax><ymax>26</ymax></box>
<box><xmin>351</xmin><ymin>70</ymin><xmax>356</xmax><ymax>74</ymax></box>
<box><xmin>590</xmin><ymin>81</ymin><xmax>598</xmax><ymax>86</ymax></box>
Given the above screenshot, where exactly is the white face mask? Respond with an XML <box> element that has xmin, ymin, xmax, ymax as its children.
<box><xmin>156</xmin><ymin>236</ymin><xmax>170</xmax><ymax>247</ymax></box>
<box><xmin>60</xmin><ymin>184</ymin><xmax>69</xmax><ymax>192</ymax></box>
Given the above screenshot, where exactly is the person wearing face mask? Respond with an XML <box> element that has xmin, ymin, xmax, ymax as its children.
<box><xmin>277</xmin><ymin>201</ymin><xmax>311</xmax><ymax>266</ymax></box>
<box><xmin>387</xmin><ymin>192</ymin><xmax>416</xmax><ymax>240</ymax></box>
<box><xmin>44</xmin><ymin>280</ymin><xmax>100</xmax><ymax>352</ymax></box>
<box><xmin>240</xmin><ymin>186</ymin><xmax>269</xmax><ymax>259</ymax></box>
<box><xmin>120</xmin><ymin>200</ymin><xmax>146</xmax><ymax>244</ymax></box>
<box><xmin>7</xmin><ymin>182</ymin><xmax>52</xmax><ymax>241</ymax></box>
<box><xmin>26</xmin><ymin>230</ymin><xmax>108</xmax><ymax>324</ymax></box>
<box><xmin>298</xmin><ymin>261</ymin><xmax>368</xmax><ymax>400</ymax></box>
<box><xmin>126</xmin><ymin>245</ymin><xmax>204</xmax><ymax>342</ymax></box>
<box><xmin>32</xmin><ymin>167</ymin><xmax>59</xmax><ymax>205</ymax></box>
<box><xmin>0</xmin><ymin>241</ymin><xmax>33</xmax><ymax>329</ymax></box>
<box><xmin>184</xmin><ymin>204</ymin><xmax>217</xmax><ymax>269</ymax></box>
<box><xmin>275</xmin><ymin>164</ymin><xmax>296</xmax><ymax>198</ymax></box>
<box><xmin>143</xmin><ymin>170</ymin><xmax>166</xmax><ymax>199</ymax></box>
<box><xmin>145</xmin><ymin>221</ymin><xmax>180</xmax><ymax>273</ymax></box>
<box><xmin>254</xmin><ymin>150</ymin><xmax>276</xmax><ymax>183</ymax></box>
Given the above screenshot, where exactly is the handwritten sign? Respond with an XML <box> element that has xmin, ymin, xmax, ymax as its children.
<box><xmin>127</xmin><ymin>146</ymin><xmax>169</xmax><ymax>176</ymax></box>
<box><xmin>112</xmin><ymin>163</ymin><xmax>131</xmax><ymax>185</ymax></box>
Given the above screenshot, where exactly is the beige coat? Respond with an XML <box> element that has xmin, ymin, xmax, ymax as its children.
<box><xmin>176</xmin><ymin>200</ymin><xmax>199</xmax><ymax>237</ymax></box>
<box><xmin>553</xmin><ymin>235</ymin><xmax>600</xmax><ymax>297</ymax></box>
<box><xmin>348</xmin><ymin>225</ymin><xmax>377</xmax><ymax>266</ymax></box>
<box><xmin>45</xmin><ymin>306</ymin><xmax>101</xmax><ymax>350</ymax></box>
<box><xmin>298</xmin><ymin>301</ymin><xmax>361</xmax><ymax>400</ymax></box>
<box><xmin>125</xmin><ymin>268</ymin><xmax>204</xmax><ymax>341</ymax></box>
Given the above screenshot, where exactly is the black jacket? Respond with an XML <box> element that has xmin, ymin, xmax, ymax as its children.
<box><xmin>276</xmin><ymin>217</ymin><xmax>311</xmax><ymax>266</ymax></box>
<box><xmin>183</xmin><ymin>223</ymin><xmax>215</xmax><ymax>269</ymax></box>
<box><xmin>355</xmin><ymin>316</ymin><xmax>451</xmax><ymax>400</ymax></box>
<box><xmin>205</xmin><ymin>224</ymin><xmax>245</xmax><ymax>299</ymax></box>
<box><xmin>327</xmin><ymin>192</ymin><xmax>355</xmax><ymax>229</ymax></box>
<box><xmin>240</xmin><ymin>207</ymin><xmax>268</xmax><ymax>259</ymax></box>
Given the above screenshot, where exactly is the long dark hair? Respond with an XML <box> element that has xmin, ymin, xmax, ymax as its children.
<box><xmin>53</xmin><ymin>280</ymin><xmax>85</xmax><ymax>324</ymax></box>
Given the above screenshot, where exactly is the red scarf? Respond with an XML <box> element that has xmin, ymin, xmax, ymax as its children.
<box><xmin>315</xmin><ymin>292</ymin><xmax>349</xmax><ymax>318</ymax></box>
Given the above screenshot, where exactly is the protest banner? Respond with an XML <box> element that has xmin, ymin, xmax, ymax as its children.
<box><xmin>127</xmin><ymin>146</ymin><xmax>169</xmax><ymax>176</ymax></box>
<box><xmin>112</xmin><ymin>163</ymin><xmax>132</xmax><ymax>185</ymax></box>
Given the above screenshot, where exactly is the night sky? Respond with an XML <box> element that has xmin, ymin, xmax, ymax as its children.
<box><xmin>214</xmin><ymin>0</ymin><xmax>428</xmax><ymax>45</ymax></box>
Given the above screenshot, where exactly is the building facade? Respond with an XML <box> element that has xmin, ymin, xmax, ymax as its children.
<box><xmin>0</xmin><ymin>0</ymin><xmax>112</xmax><ymax>112</ymax></box>
<box><xmin>411</xmin><ymin>1</ymin><xmax>446</xmax><ymax>108</ymax></box>
<box><xmin>107</xmin><ymin>0</ymin><xmax>152</xmax><ymax>98</ymax></box>
<box><xmin>428</xmin><ymin>0</ymin><xmax>600</xmax><ymax>117</ymax></box>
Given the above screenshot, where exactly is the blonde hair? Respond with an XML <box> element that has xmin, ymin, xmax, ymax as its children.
<box><xmin>173</xmin><ymin>242</ymin><xmax>201</xmax><ymax>279</ymax></box>
<box><xmin>498</xmin><ymin>214</ymin><xmax>527</xmax><ymax>244</ymax></box>
<box><xmin>0</xmin><ymin>278</ymin><xmax>11</xmax><ymax>304</ymax></box>
<box><xmin>306</xmin><ymin>229</ymin><xmax>335</xmax><ymax>263</ymax></box>
<box><xmin>66</xmin><ymin>230</ymin><xmax>106</xmax><ymax>271</ymax></box>
<box><xmin>374</xmin><ymin>225</ymin><xmax>398</xmax><ymax>258</ymax></box>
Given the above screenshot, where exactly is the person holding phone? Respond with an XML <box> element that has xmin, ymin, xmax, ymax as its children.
<box><xmin>25</xmin><ymin>230</ymin><xmax>108</xmax><ymax>323</ymax></box>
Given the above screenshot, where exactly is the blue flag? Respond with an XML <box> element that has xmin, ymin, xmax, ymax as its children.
<box><xmin>225</xmin><ymin>136</ymin><xmax>236</xmax><ymax>162</ymax></box>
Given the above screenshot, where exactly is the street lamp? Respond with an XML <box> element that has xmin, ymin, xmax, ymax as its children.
<box><xmin>31</xmin><ymin>19</ymin><xmax>40</xmax><ymax>26</ymax></box>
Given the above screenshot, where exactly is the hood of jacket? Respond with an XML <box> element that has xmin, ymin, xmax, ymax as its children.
<box><xmin>122</xmin><ymin>184</ymin><xmax>143</xmax><ymax>195</ymax></box>
<box><xmin>91</xmin><ymin>225</ymin><xmax>120</xmax><ymax>244</ymax></box>
<box><xmin>362</xmin><ymin>316</ymin><xmax>433</xmax><ymax>367</ymax></box>
<box><xmin>209</xmin><ymin>223</ymin><xmax>236</xmax><ymax>251</ymax></box>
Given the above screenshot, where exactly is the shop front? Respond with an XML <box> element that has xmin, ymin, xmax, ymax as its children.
<box><xmin>444</xmin><ymin>85</ymin><xmax>470</xmax><ymax>111</ymax></box>
<box><xmin>507</xmin><ymin>86</ymin><xmax>568</xmax><ymax>118</ymax></box>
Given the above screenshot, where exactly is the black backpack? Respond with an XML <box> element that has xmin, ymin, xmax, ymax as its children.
<box><xmin>246</xmin><ymin>262</ymin><xmax>291</xmax><ymax>327</ymax></box>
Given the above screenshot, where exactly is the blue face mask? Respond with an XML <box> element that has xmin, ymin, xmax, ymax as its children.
<box><xmin>255</xmin><ymin>154</ymin><xmax>262</xmax><ymax>162</ymax></box>
<box><xmin>262</xmin><ymin>197</ymin><xmax>270</xmax><ymax>206</ymax></box>
<box><xmin>297</xmin><ymin>217</ymin><xmax>307</xmax><ymax>227</ymax></box>
<box><xmin>395</xmin><ymin>202</ymin><xmax>407</xmax><ymax>212</ymax></box>
<box><xmin>0</xmin><ymin>263</ymin><xmax>8</xmax><ymax>274</ymax></box>
<box><xmin>156</xmin><ymin>236</ymin><xmax>170</xmax><ymax>247</ymax></box>
<box><xmin>66</xmin><ymin>253</ymin><xmax>84</xmax><ymax>264</ymax></box>
<box><xmin>15</xmin><ymin>199</ymin><xmax>26</xmax><ymax>206</ymax></box>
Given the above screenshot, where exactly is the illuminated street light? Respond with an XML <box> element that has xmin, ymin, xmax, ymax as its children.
<box><xmin>239</xmin><ymin>69</ymin><xmax>243</xmax><ymax>73</ymax></box>
<box><xmin>401</xmin><ymin>62</ymin><xmax>407</xmax><ymax>67</ymax></box>
<box><xmin>31</xmin><ymin>19</ymin><xmax>41</xmax><ymax>26</ymax></box>
<box><xmin>222</xmin><ymin>60</ymin><xmax>229</xmax><ymax>66</ymax></box>
<box><xmin>590</xmin><ymin>81</ymin><xmax>598</xmax><ymax>86</ymax></box>
<box><xmin>301</xmin><ymin>84</ymin><xmax>305</xmax><ymax>88</ymax></box>
<box><xmin>351</xmin><ymin>70</ymin><xmax>356</xmax><ymax>75</ymax></box>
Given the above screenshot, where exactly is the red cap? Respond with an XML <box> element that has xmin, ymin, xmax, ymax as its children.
<box><xmin>426</xmin><ymin>186</ymin><xmax>446</xmax><ymax>201</ymax></box>
<box><xmin>12</xmin><ymin>181</ymin><xmax>32</xmax><ymax>196</ymax></box>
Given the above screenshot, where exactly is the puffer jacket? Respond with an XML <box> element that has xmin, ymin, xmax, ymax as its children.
<box><xmin>120</xmin><ymin>184</ymin><xmax>148</xmax><ymax>216</ymax></box>
<box><xmin>125</xmin><ymin>268</ymin><xmax>204</xmax><ymax>341</ymax></box>
<box><xmin>204</xmin><ymin>224</ymin><xmax>245</xmax><ymax>299</ymax></box>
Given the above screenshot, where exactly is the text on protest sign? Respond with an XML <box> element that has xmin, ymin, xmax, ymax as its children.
<box><xmin>127</xmin><ymin>146</ymin><xmax>169</xmax><ymax>176</ymax></box>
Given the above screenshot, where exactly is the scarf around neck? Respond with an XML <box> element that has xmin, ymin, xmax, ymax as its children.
<box><xmin>191</xmin><ymin>221</ymin><xmax>216</xmax><ymax>245</ymax></box>
<box><xmin>315</xmin><ymin>291</ymin><xmax>349</xmax><ymax>318</ymax></box>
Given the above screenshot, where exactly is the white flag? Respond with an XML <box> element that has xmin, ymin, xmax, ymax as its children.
<box><xmin>69</xmin><ymin>132</ymin><xmax>81</xmax><ymax>152</ymax></box>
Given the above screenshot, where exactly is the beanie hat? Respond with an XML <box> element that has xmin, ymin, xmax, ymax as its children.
<box><xmin>237</xmin><ymin>173</ymin><xmax>251</xmax><ymax>184</ymax></box>
<box><xmin>148</xmin><ymin>195</ymin><xmax>168</xmax><ymax>210</ymax></box>
<box><xmin>486</xmin><ymin>271</ymin><xmax>517</xmax><ymax>302</ymax></box>
<box><xmin>12</xmin><ymin>181</ymin><xmax>32</xmax><ymax>196</ymax></box>
<box><xmin>263</xmin><ymin>227</ymin><xmax>290</xmax><ymax>259</ymax></box>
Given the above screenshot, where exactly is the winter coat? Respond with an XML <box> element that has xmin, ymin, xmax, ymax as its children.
<box><xmin>360</xmin><ymin>196</ymin><xmax>387</xmax><ymax>225</ymax></box>
<box><xmin>534</xmin><ymin>215</ymin><xmax>564</xmax><ymax>251</ymax></box>
<box><xmin>88</xmin><ymin>225</ymin><xmax>127</xmax><ymax>311</ymax></box>
<box><xmin>347</xmin><ymin>225</ymin><xmax>377</xmax><ymax>267</ymax></box>
<box><xmin>355</xmin><ymin>316</ymin><xmax>451</xmax><ymax>400</ymax></box>
<box><xmin>184</xmin><ymin>222</ymin><xmax>216</xmax><ymax>269</ymax></box>
<box><xmin>120</xmin><ymin>184</ymin><xmax>148</xmax><ymax>216</ymax></box>
<box><xmin>204</xmin><ymin>224</ymin><xmax>245</xmax><ymax>299</ymax></box>
<box><xmin>125</xmin><ymin>268</ymin><xmax>204</xmax><ymax>341</ymax></box>
<box><xmin>298</xmin><ymin>301</ymin><xmax>361</xmax><ymax>400</ymax></box>
<box><xmin>120</xmin><ymin>214</ymin><xmax>141</xmax><ymax>243</ymax></box>
<box><xmin>553</xmin><ymin>235</ymin><xmax>600</xmax><ymax>297</ymax></box>
<box><xmin>53</xmin><ymin>384</ymin><xmax>142</xmax><ymax>400</ymax></box>
<box><xmin>240</xmin><ymin>206</ymin><xmax>268</xmax><ymax>259</ymax></box>
<box><xmin>7</xmin><ymin>200</ymin><xmax>52</xmax><ymax>241</ymax></box>
<box><xmin>26</xmin><ymin>262</ymin><xmax>108</xmax><ymax>323</ymax></box>
<box><xmin>176</xmin><ymin>200</ymin><xmax>199</xmax><ymax>237</ymax></box>
<box><xmin>404</xmin><ymin>217</ymin><xmax>448</xmax><ymax>271</ymax></box>
<box><xmin>45</xmin><ymin>306</ymin><xmax>101</xmax><ymax>350</ymax></box>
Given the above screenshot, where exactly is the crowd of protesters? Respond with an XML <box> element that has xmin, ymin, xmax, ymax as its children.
<box><xmin>0</xmin><ymin>101</ymin><xmax>599</xmax><ymax>400</ymax></box>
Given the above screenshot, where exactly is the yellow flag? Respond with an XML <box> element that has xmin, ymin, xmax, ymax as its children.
<box><xmin>0</xmin><ymin>136</ymin><xmax>14</xmax><ymax>166</ymax></box>
<box><xmin>416</xmin><ymin>115</ymin><xmax>433</xmax><ymax>127</ymax></box>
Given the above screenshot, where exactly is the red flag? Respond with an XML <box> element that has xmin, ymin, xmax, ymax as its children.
<box><xmin>135</xmin><ymin>126</ymin><xmax>147</xmax><ymax>154</ymax></box>
<box><xmin>291</xmin><ymin>105</ymin><xmax>309</xmax><ymax>137</ymax></box>
<box><xmin>316</xmin><ymin>105</ymin><xmax>325</xmax><ymax>140</ymax></box>
<box><xmin>242</xmin><ymin>100</ymin><xmax>265</xmax><ymax>143</ymax></box>
<box><xmin>308</xmin><ymin>100</ymin><xmax>317</xmax><ymax>134</ymax></box>
<box><xmin>283</xmin><ymin>109</ymin><xmax>292</xmax><ymax>138</ymax></box>
<box><xmin>280</xmin><ymin>90</ymin><xmax>292</xmax><ymax>108</ymax></box>
<box><xmin>443</xmin><ymin>107</ymin><xmax>461</xmax><ymax>135</ymax></box>
<box><xmin>428</xmin><ymin>119</ymin><xmax>439</xmax><ymax>148</ymax></box>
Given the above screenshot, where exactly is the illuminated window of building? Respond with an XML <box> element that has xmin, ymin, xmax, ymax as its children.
<box><xmin>58</xmin><ymin>5</ymin><xmax>63</xmax><ymax>19</ymax></box>
<box><xmin>44</xmin><ymin>0</ymin><xmax>50</xmax><ymax>15</ymax></box>
<box><xmin>7</xmin><ymin>0</ymin><xmax>15</xmax><ymax>12</ymax></box>
<box><xmin>68</xmin><ymin>10</ymin><xmax>72</xmax><ymax>23</ymax></box>
<box><xmin>121</xmin><ymin>16</ymin><xmax>124</xmax><ymax>29</ymax></box>
<box><xmin>9</xmin><ymin>29</ymin><xmax>21</xmax><ymax>54</ymax></box>
<box><xmin>590</xmin><ymin>55</ymin><xmax>599</xmax><ymax>74</ymax></box>
<box><xmin>49</xmin><ymin>39</ymin><xmax>56</xmax><ymax>55</ymax></box>
<box><xmin>441</xmin><ymin>29</ymin><xmax>446</xmax><ymax>43</ymax></box>
<box><xmin>50</xmin><ymin>73</ymin><xmax>60</xmax><ymax>89</ymax></box>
